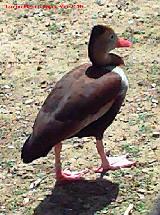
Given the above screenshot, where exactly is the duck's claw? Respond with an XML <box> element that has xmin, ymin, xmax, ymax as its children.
<box><xmin>56</xmin><ymin>169</ymin><xmax>89</xmax><ymax>183</ymax></box>
<box><xmin>94</xmin><ymin>155</ymin><xmax>136</xmax><ymax>173</ymax></box>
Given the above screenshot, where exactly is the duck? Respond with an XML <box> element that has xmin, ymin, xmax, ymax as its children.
<box><xmin>21</xmin><ymin>25</ymin><xmax>135</xmax><ymax>182</ymax></box>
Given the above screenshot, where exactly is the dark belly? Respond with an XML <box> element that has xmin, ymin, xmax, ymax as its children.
<box><xmin>69</xmin><ymin>96</ymin><xmax>124</xmax><ymax>140</ymax></box>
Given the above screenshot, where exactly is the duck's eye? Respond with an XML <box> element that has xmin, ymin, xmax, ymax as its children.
<box><xmin>110</xmin><ymin>34</ymin><xmax>115</xmax><ymax>40</ymax></box>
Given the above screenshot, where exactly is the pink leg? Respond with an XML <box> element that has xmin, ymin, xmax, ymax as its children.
<box><xmin>94</xmin><ymin>139</ymin><xmax>136</xmax><ymax>173</ymax></box>
<box><xmin>54</xmin><ymin>143</ymin><xmax>87</xmax><ymax>182</ymax></box>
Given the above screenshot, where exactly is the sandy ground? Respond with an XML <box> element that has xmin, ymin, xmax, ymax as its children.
<box><xmin>0</xmin><ymin>0</ymin><xmax>160</xmax><ymax>214</ymax></box>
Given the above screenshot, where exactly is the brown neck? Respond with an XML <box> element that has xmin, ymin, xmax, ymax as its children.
<box><xmin>88</xmin><ymin>40</ymin><xmax>124</xmax><ymax>67</ymax></box>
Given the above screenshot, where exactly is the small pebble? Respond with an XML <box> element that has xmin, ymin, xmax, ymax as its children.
<box><xmin>3</xmin><ymin>85</ymin><xmax>10</xmax><ymax>89</ymax></box>
<box><xmin>23</xmin><ymin>14</ymin><xmax>28</xmax><ymax>18</ymax></box>
<box><xmin>151</xmin><ymin>83</ymin><xmax>156</xmax><ymax>88</ymax></box>
<box><xmin>151</xmin><ymin>99</ymin><xmax>158</xmax><ymax>104</ymax></box>
<box><xmin>37</xmin><ymin>66</ymin><xmax>42</xmax><ymax>71</ymax></box>
<box><xmin>23</xmin><ymin>197</ymin><xmax>30</xmax><ymax>205</ymax></box>
<box><xmin>96</xmin><ymin>0</ymin><xmax>105</xmax><ymax>6</ymax></box>
<box><xmin>151</xmin><ymin>145</ymin><xmax>158</xmax><ymax>150</ymax></box>
<box><xmin>137</xmin><ymin>80</ymin><xmax>144</xmax><ymax>86</ymax></box>
<box><xmin>137</xmin><ymin>188</ymin><xmax>147</xmax><ymax>194</ymax></box>
<box><xmin>152</xmin><ymin>131</ymin><xmax>160</xmax><ymax>138</ymax></box>
<box><xmin>25</xmin><ymin>99</ymin><xmax>34</xmax><ymax>105</ymax></box>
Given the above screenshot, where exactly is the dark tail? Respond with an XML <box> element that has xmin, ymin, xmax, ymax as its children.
<box><xmin>21</xmin><ymin>134</ymin><xmax>53</xmax><ymax>163</ymax></box>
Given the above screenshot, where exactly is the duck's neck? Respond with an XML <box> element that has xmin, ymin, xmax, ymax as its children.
<box><xmin>88</xmin><ymin>41</ymin><xmax>124</xmax><ymax>67</ymax></box>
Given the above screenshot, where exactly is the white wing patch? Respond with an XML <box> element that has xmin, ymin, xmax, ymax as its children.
<box><xmin>113</xmin><ymin>66</ymin><xmax>129</xmax><ymax>95</ymax></box>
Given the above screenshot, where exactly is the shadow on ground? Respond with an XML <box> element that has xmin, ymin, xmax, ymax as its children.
<box><xmin>34</xmin><ymin>179</ymin><xmax>119</xmax><ymax>215</ymax></box>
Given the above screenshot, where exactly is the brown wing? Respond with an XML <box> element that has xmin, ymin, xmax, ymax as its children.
<box><xmin>33</xmin><ymin>65</ymin><xmax>121</xmax><ymax>142</ymax></box>
<box><xmin>55</xmin><ymin>73</ymin><xmax>121</xmax><ymax>121</ymax></box>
